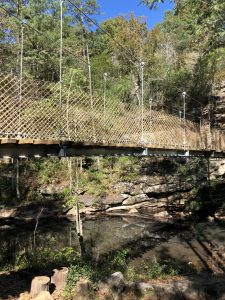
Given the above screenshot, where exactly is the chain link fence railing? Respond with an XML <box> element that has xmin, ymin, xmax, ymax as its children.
<box><xmin>1</xmin><ymin>73</ymin><xmax>225</xmax><ymax>151</ymax></box>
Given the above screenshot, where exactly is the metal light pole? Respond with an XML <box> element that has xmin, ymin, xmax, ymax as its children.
<box><xmin>58</xmin><ymin>0</ymin><xmax>64</xmax><ymax>145</ymax></box>
<box><xmin>179</xmin><ymin>110</ymin><xmax>182</xmax><ymax>124</ymax></box>
<box><xmin>103</xmin><ymin>72</ymin><xmax>108</xmax><ymax>120</ymax></box>
<box><xmin>149</xmin><ymin>97</ymin><xmax>153</xmax><ymax>125</ymax></box>
<box><xmin>140</xmin><ymin>62</ymin><xmax>145</xmax><ymax>143</ymax></box>
<box><xmin>182</xmin><ymin>91</ymin><xmax>187</xmax><ymax>148</ymax></box>
<box><xmin>18</xmin><ymin>22</ymin><xmax>24</xmax><ymax>137</ymax></box>
<box><xmin>149</xmin><ymin>97</ymin><xmax>153</xmax><ymax>113</ymax></box>
<box><xmin>199</xmin><ymin>116</ymin><xmax>202</xmax><ymax>148</ymax></box>
<box><xmin>87</xmin><ymin>44</ymin><xmax>96</xmax><ymax>142</ymax></box>
<box><xmin>208</xmin><ymin>100</ymin><xmax>212</xmax><ymax>149</ymax></box>
<box><xmin>59</xmin><ymin>0</ymin><xmax>63</xmax><ymax>107</ymax></box>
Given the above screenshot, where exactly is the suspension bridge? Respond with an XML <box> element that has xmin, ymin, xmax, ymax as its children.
<box><xmin>1</xmin><ymin>72</ymin><xmax>225</xmax><ymax>158</ymax></box>
<box><xmin>1</xmin><ymin>2</ymin><xmax>225</xmax><ymax>158</ymax></box>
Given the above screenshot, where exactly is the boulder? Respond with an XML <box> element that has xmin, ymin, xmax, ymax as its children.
<box><xmin>66</xmin><ymin>207</ymin><xmax>77</xmax><ymax>219</ymax></box>
<box><xmin>0</xmin><ymin>208</ymin><xmax>16</xmax><ymax>218</ymax></box>
<box><xmin>76</xmin><ymin>278</ymin><xmax>90</xmax><ymax>299</ymax></box>
<box><xmin>78</xmin><ymin>194</ymin><xmax>95</xmax><ymax>207</ymax></box>
<box><xmin>128</xmin><ymin>208</ymin><xmax>139</xmax><ymax>214</ymax></box>
<box><xmin>154</xmin><ymin>211</ymin><xmax>169</xmax><ymax>218</ymax></box>
<box><xmin>142</xmin><ymin>182</ymin><xmax>193</xmax><ymax>195</ymax></box>
<box><xmin>30</xmin><ymin>276</ymin><xmax>50</xmax><ymax>298</ymax></box>
<box><xmin>101</xmin><ymin>194</ymin><xmax>124</xmax><ymax>205</ymax></box>
<box><xmin>122</xmin><ymin>194</ymin><xmax>150</xmax><ymax>205</ymax></box>
<box><xmin>105</xmin><ymin>272</ymin><xmax>125</xmax><ymax>294</ymax></box>
<box><xmin>32</xmin><ymin>291</ymin><xmax>54</xmax><ymax>300</ymax></box>
<box><xmin>121</xmin><ymin>193</ymin><xmax>130</xmax><ymax>200</ymax></box>
<box><xmin>18</xmin><ymin>292</ymin><xmax>30</xmax><ymax>300</ymax></box>
<box><xmin>51</xmin><ymin>267</ymin><xmax>68</xmax><ymax>290</ymax></box>
<box><xmin>113</xmin><ymin>182</ymin><xmax>134</xmax><ymax>194</ymax></box>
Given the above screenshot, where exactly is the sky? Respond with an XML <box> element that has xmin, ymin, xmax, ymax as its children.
<box><xmin>95</xmin><ymin>0</ymin><xmax>174</xmax><ymax>29</ymax></box>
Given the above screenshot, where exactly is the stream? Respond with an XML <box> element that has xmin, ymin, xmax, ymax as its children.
<box><xmin>1</xmin><ymin>214</ymin><xmax>225</xmax><ymax>274</ymax></box>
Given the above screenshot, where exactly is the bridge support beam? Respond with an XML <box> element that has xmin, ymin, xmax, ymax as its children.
<box><xmin>0</xmin><ymin>140</ymin><xmax>225</xmax><ymax>158</ymax></box>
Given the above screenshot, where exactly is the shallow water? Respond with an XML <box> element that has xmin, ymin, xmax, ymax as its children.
<box><xmin>0</xmin><ymin>215</ymin><xmax>225</xmax><ymax>273</ymax></box>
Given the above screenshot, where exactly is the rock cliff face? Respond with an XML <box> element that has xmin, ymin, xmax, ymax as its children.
<box><xmin>1</xmin><ymin>157</ymin><xmax>225</xmax><ymax>222</ymax></box>
<box><xmin>75</xmin><ymin>176</ymin><xmax>192</xmax><ymax>217</ymax></box>
<box><xmin>65</xmin><ymin>157</ymin><xmax>212</xmax><ymax>219</ymax></box>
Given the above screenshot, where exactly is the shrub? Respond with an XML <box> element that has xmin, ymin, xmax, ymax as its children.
<box><xmin>15</xmin><ymin>246</ymin><xmax>76</xmax><ymax>271</ymax></box>
<box><xmin>111</xmin><ymin>249</ymin><xmax>129</xmax><ymax>271</ymax></box>
<box><xmin>148</xmin><ymin>257</ymin><xmax>179</xmax><ymax>279</ymax></box>
<box><xmin>65</xmin><ymin>264</ymin><xmax>94</xmax><ymax>294</ymax></box>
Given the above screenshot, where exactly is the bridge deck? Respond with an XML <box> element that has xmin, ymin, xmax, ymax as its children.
<box><xmin>1</xmin><ymin>138</ymin><xmax>224</xmax><ymax>158</ymax></box>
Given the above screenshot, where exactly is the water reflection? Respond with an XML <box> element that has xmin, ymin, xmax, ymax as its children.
<box><xmin>0</xmin><ymin>215</ymin><xmax>225</xmax><ymax>271</ymax></box>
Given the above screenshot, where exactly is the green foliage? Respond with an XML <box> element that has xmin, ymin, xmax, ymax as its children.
<box><xmin>38</xmin><ymin>158</ymin><xmax>65</xmax><ymax>184</ymax></box>
<box><xmin>63</xmin><ymin>68</ymin><xmax>87</xmax><ymax>90</ymax></box>
<box><xmin>80</xmin><ymin>168</ymin><xmax>110</xmax><ymax>197</ymax></box>
<box><xmin>1</xmin><ymin>0</ymin><xmax>224</xmax><ymax>112</ymax></box>
<box><xmin>65</xmin><ymin>264</ymin><xmax>94</xmax><ymax>294</ymax></box>
<box><xmin>113</xmin><ymin>157</ymin><xmax>140</xmax><ymax>182</ymax></box>
<box><xmin>112</xmin><ymin>249</ymin><xmax>129</xmax><ymax>270</ymax></box>
<box><xmin>176</xmin><ymin>158</ymin><xmax>207</xmax><ymax>182</ymax></box>
<box><xmin>63</xmin><ymin>248</ymin><xmax>130</xmax><ymax>296</ymax></box>
<box><xmin>26</xmin><ymin>188</ymin><xmax>45</xmax><ymax>203</ymax></box>
<box><xmin>187</xmin><ymin>181</ymin><xmax>225</xmax><ymax>217</ymax></box>
<box><xmin>15</xmin><ymin>246</ymin><xmax>76</xmax><ymax>271</ymax></box>
<box><xmin>107</xmin><ymin>76</ymin><xmax>133</xmax><ymax>103</ymax></box>
<box><xmin>63</xmin><ymin>188</ymin><xmax>78</xmax><ymax>207</ymax></box>
<box><xmin>148</xmin><ymin>257</ymin><xmax>179</xmax><ymax>279</ymax></box>
<box><xmin>141</xmin><ymin>0</ymin><xmax>172</xmax><ymax>10</ymax></box>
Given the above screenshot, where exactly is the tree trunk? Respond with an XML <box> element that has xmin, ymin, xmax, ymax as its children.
<box><xmin>16</xmin><ymin>158</ymin><xmax>20</xmax><ymax>200</ymax></box>
<box><xmin>30</xmin><ymin>276</ymin><xmax>50</xmax><ymax>298</ymax></box>
<box><xmin>80</xmin><ymin>157</ymin><xmax>83</xmax><ymax>173</ymax></box>
<box><xmin>33</xmin><ymin>207</ymin><xmax>44</xmax><ymax>249</ymax></box>
<box><xmin>51</xmin><ymin>267</ymin><xmax>68</xmax><ymax>290</ymax></box>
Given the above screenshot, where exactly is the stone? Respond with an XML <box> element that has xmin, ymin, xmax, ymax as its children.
<box><xmin>127</xmin><ymin>282</ymin><xmax>153</xmax><ymax>294</ymax></box>
<box><xmin>122</xmin><ymin>194</ymin><xmax>150</xmax><ymax>206</ymax></box>
<box><xmin>51</xmin><ymin>267</ymin><xmax>68</xmax><ymax>290</ymax></box>
<box><xmin>106</xmin><ymin>272</ymin><xmax>125</xmax><ymax>294</ymax></box>
<box><xmin>18</xmin><ymin>292</ymin><xmax>30</xmax><ymax>300</ymax></box>
<box><xmin>106</xmin><ymin>201</ymin><xmax>160</xmax><ymax>214</ymax></box>
<box><xmin>208</xmin><ymin>216</ymin><xmax>215</xmax><ymax>222</ymax></box>
<box><xmin>76</xmin><ymin>278</ymin><xmax>90</xmax><ymax>298</ymax></box>
<box><xmin>121</xmin><ymin>193</ymin><xmax>130</xmax><ymax>200</ymax></box>
<box><xmin>30</xmin><ymin>276</ymin><xmax>50</xmax><ymax>298</ymax></box>
<box><xmin>78</xmin><ymin>194</ymin><xmax>95</xmax><ymax>207</ymax></box>
<box><xmin>101</xmin><ymin>193</ymin><xmax>124</xmax><ymax>205</ymax></box>
<box><xmin>129</xmin><ymin>183</ymin><xmax>145</xmax><ymax>195</ymax></box>
<box><xmin>113</xmin><ymin>182</ymin><xmax>133</xmax><ymax>194</ymax></box>
<box><xmin>32</xmin><ymin>291</ymin><xmax>54</xmax><ymax>300</ymax></box>
<box><xmin>0</xmin><ymin>208</ymin><xmax>16</xmax><ymax>218</ymax></box>
<box><xmin>153</xmin><ymin>211</ymin><xmax>169</xmax><ymax>218</ymax></box>
<box><xmin>214</xmin><ymin>162</ymin><xmax>225</xmax><ymax>176</ymax></box>
<box><xmin>128</xmin><ymin>208</ymin><xmax>139</xmax><ymax>214</ymax></box>
<box><xmin>66</xmin><ymin>207</ymin><xmax>77</xmax><ymax>218</ymax></box>
<box><xmin>142</xmin><ymin>181</ymin><xmax>193</xmax><ymax>195</ymax></box>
